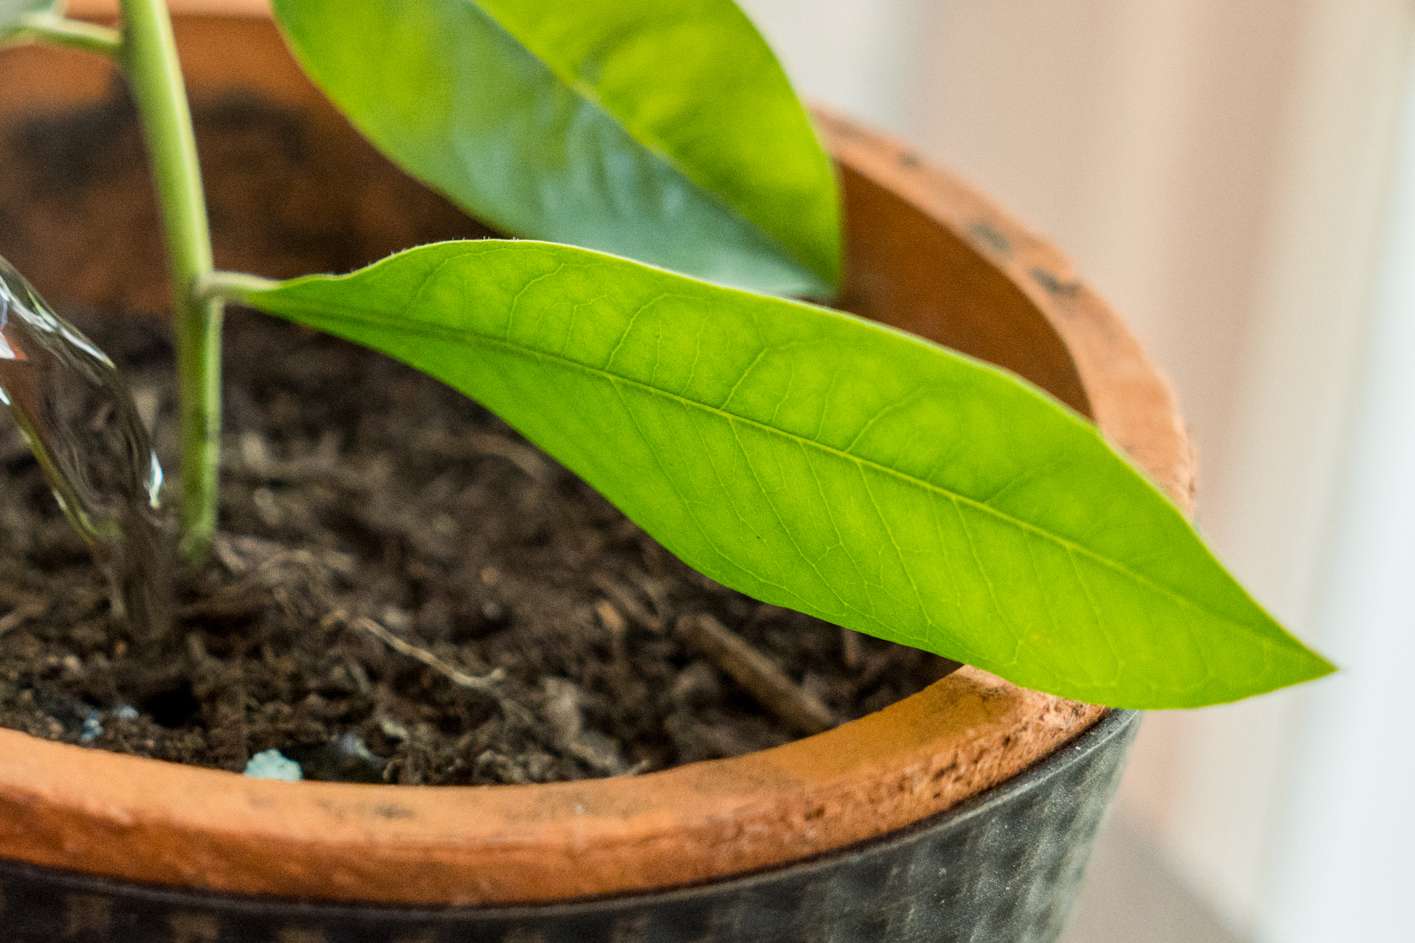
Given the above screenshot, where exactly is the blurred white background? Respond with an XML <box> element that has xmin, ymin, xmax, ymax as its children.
<box><xmin>738</xmin><ymin>1</ymin><xmax>1414</xmax><ymax>940</ymax></box>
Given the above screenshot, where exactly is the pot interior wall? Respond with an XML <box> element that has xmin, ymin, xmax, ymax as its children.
<box><xmin>0</xmin><ymin>17</ymin><xmax>1089</xmax><ymax>416</ymax></box>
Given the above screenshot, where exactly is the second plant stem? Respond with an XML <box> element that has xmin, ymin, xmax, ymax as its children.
<box><xmin>120</xmin><ymin>0</ymin><xmax>222</xmax><ymax>561</ymax></box>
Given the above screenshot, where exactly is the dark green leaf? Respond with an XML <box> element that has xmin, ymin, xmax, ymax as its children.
<box><xmin>271</xmin><ymin>0</ymin><xmax>840</xmax><ymax>295</ymax></box>
<box><xmin>231</xmin><ymin>241</ymin><xmax>1334</xmax><ymax>708</ymax></box>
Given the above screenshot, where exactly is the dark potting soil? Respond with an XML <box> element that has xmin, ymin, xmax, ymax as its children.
<box><xmin>0</xmin><ymin>313</ymin><xmax>951</xmax><ymax>785</ymax></box>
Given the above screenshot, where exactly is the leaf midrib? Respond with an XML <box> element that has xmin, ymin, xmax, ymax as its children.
<box><xmin>258</xmin><ymin>295</ymin><xmax>1291</xmax><ymax>658</ymax></box>
<box><xmin>464</xmin><ymin>1</ymin><xmax>824</xmax><ymax>283</ymax></box>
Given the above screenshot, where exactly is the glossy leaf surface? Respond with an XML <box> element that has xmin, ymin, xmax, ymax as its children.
<box><xmin>271</xmin><ymin>0</ymin><xmax>840</xmax><ymax>296</ymax></box>
<box><xmin>232</xmin><ymin>241</ymin><xmax>1333</xmax><ymax>708</ymax></box>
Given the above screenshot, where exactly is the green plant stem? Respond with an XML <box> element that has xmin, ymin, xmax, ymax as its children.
<box><xmin>119</xmin><ymin>0</ymin><xmax>222</xmax><ymax>561</ymax></box>
<box><xmin>12</xmin><ymin>12</ymin><xmax>122</xmax><ymax>57</ymax></box>
<box><xmin>197</xmin><ymin>270</ymin><xmax>278</xmax><ymax>303</ymax></box>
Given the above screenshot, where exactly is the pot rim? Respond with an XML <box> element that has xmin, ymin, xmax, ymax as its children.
<box><xmin>0</xmin><ymin>8</ymin><xmax>1194</xmax><ymax>907</ymax></box>
<box><xmin>0</xmin><ymin>710</ymin><xmax>1139</xmax><ymax>920</ymax></box>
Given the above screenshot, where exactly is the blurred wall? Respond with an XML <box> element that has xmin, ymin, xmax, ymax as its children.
<box><xmin>743</xmin><ymin>0</ymin><xmax>1410</xmax><ymax>937</ymax></box>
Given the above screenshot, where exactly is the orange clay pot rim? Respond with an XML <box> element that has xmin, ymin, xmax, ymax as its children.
<box><xmin>0</xmin><ymin>7</ymin><xmax>1194</xmax><ymax>908</ymax></box>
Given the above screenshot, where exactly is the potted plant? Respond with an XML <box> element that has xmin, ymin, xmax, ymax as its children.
<box><xmin>0</xmin><ymin>2</ymin><xmax>1330</xmax><ymax>940</ymax></box>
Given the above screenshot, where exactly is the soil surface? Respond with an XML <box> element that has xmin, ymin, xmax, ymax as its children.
<box><xmin>0</xmin><ymin>314</ymin><xmax>950</xmax><ymax>785</ymax></box>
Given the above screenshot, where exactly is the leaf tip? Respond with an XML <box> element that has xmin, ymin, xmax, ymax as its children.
<box><xmin>1297</xmin><ymin>645</ymin><xmax>1339</xmax><ymax>682</ymax></box>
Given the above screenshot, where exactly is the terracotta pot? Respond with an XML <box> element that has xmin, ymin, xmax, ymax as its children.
<box><xmin>0</xmin><ymin>8</ymin><xmax>1193</xmax><ymax>942</ymax></box>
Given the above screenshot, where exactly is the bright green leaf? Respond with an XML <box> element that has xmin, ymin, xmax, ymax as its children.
<box><xmin>270</xmin><ymin>0</ymin><xmax>840</xmax><ymax>296</ymax></box>
<box><xmin>0</xmin><ymin>0</ymin><xmax>59</xmax><ymax>38</ymax></box>
<box><xmin>230</xmin><ymin>241</ymin><xmax>1333</xmax><ymax>708</ymax></box>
